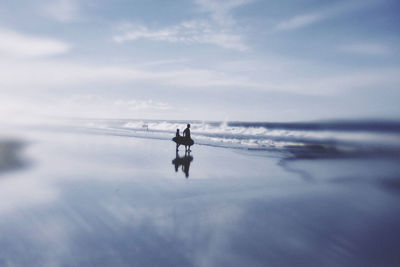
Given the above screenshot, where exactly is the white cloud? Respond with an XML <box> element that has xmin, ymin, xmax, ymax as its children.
<box><xmin>1</xmin><ymin>54</ymin><xmax>399</xmax><ymax>120</ymax></box>
<box><xmin>194</xmin><ymin>0</ymin><xmax>252</xmax><ymax>26</ymax></box>
<box><xmin>0</xmin><ymin>93</ymin><xmax>175</xmax><ymax>121</ymax></box>
<box><xmin>0</xmin><ymin>57</ymin><xmax>255</xmax><ymax>91</ymax></box>
<box><xmin>278</xmin><ymin>68</ymin><xmax>400</xmax><ymax>96</ymax></box>
<box><xmin>113</xmin><ymin>25</ymin><xmax>179</xmax><ymax>43</ymax></box>
<box><xmin>113</xmin><ymin>99</ymin><xmax>172</xmax><ymax>111</ymax></box>
<box><xmin>339</xmin><ymin>43</ymin><xmax>389</xmax><ymax>56</ymax></box>
<box><xmin>0</xmin><ymin>28</ymin><xmax>70</xmax><ymax>57</ymax></box>
<box><xmin>112</xmin><ymin>0</ymin><xmax>250</xmax><ymax>51</ymax></box>
<box><xmin>61</xmin><ymin>95</ymin><xmax>173</xmax><ymax>117</ymax></box>
<box><xmin>274</xmin><ymin>0</ymin><xmax>383</xmax><ymax>32</ymax></box>
<box><xmin>113</xmin><ymin>21</ymin><xmax>248</xmax><ymax>51</ymax></box>
<box><xmin>1</xmin><ymin>54</ymin><xmax>399</xmax><ymax>98</ymax></box>
<box><xmin>275</xmin><ymin>13</ymin><xmax>322</xmax><ymax>31</ymax></box>
<box><xmin>203</xmin><ymin>31</ymin><xmax>248</xmax><ymax>51</ymax></box>
<box><xmin>41</xmin><ymin>0</ymin><xmax>80</xmax><ymax>22</ymax></box>
<box><xmin>140</xmin><ymin>58</ymin><xmax>188</xmax><ymax>67</ymax></box>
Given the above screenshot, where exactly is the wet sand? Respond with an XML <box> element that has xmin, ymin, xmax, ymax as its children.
<box><xmin>0</xmin><ymin>130</ymin><xmax>399</xmax><ymax>266</ymax></box>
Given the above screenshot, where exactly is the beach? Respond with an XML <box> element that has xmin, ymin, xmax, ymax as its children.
<box><xmin>0</xmin><ymin>124</ymin><xmax>399</xmax><ymax>267</ymax></box>
<box><xmin>0</xmin><ymin>0</ymin><xmax>399</xmax><ymax>265</ymax></box>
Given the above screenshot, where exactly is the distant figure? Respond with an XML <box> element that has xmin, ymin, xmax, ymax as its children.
<box><xmin>171</xmin><ymin>124</ymin><xmax>194</xmax><ymax>152</ymax></box>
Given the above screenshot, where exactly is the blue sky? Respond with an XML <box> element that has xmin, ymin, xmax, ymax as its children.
<box><xmin>0</xmin><ymin>0</ymin><xmax>399</xmax><ymax>121</ymax></box>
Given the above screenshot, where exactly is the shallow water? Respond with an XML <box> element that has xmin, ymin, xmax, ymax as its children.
<box><xmin>0</xmin><ymin>125</ymin><xmax>399</xmax><ymax>266</ymax></box>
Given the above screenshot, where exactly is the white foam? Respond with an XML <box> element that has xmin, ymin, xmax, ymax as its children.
<box><xmin>75</xmin><ymin>119</ymin><xmax>400</xmax><ymax>151</ymax></box>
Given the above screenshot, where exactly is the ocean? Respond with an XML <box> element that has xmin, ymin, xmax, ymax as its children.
<box><xmin>70</xmin><ymin>118</ymin><xmax>400</xmax><ymax>155</ymax></box>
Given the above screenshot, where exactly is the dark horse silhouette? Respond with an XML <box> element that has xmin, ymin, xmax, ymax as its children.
<box><xmin>172</xmin><ymin>151</ymin><xmax>193</xmax><ymax>178</ymax></box>
<box><xmin>172</xmin><ymin>124</ymin><xmax>194</xmax><ymax>151</ymax></box>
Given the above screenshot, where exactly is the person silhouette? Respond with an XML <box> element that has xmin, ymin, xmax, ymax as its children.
<box><xmin>172</xmin><ymin>124</ymin><xmax>194</xmax><ymax>151</ymax></box>
<box><xmin>183</xmin><ymin>124</ymin><xmax>191</xmax><ymax>139</ymax></box>
<box><xmin>173</xmin><ymin>129</ymin><xmax>181</xmax><ymax>151</ymax></box>
<box><xmin>183</xmin><ymin>124</ymin><xmax>194</xmax><ymax>151</ymax></box>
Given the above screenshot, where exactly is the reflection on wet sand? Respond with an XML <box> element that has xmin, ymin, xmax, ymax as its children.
<box><xmin>0</xmin><ymin>130</ymin><xmax>399</xmax><ymax>266</ymax></box>
<box><xmin>278</xmin><ymin>143</ymin><xmax>400</xmax><ymax>182</ymax></box>
<box><xmin>0</xmin><ymin>139</ymin><xmax>28</xmax><ymax>175</ymax></box>
<box><xmin>172</xmin><ymin>151</ymin><xmax>193</xmax><ymax>178</ymax></box>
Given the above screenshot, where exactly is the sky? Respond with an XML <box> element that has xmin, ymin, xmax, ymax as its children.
<box><xmin>0</xmin><ymin>0</ymin><xmax>399</xmax><ymax>122</ymax></box>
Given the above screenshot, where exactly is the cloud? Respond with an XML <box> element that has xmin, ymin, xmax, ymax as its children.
<box><xmin>0</xmin><ymin>93</ymin><xmax>175</xmax><ymax>121</ymax></box>
<box><xmin>113</xmin><ymin>21</ymin><xmax>248</xmax><ymax>51</ymax></box>
<box><xmin>113</xmin><ymin>99</ymin><xmax>172</xmax><ymax>111</ymax></box>
<box><xmin>1</xmin><ymin>53</ymin><xmax>399</xmax><ymax>120</ymax></box>
<box><xmin>279</xmin><ymin>68</ymin><xmax>400</xmax><ymax>96</ymax></box>
<box><xmin>1</xmin><ymin>53</ymin><xmax>399</xmax><ymax>98</ymax></box>
<box><xmin>139</xmin><ymin>58</ymin><xmax>188</xmax><ymax>67</ymax></box>
<box><xmin>275</xmin><ymin>13</ymin><xmax>322</xmax><ymax>31</ymax></box>
<box><xmin>0</xmin><ymin>28</ymin><xmax>70</xmax><ymax>57</ymax></box>
<box><xmin>113</xmin><ymin>25</ymin><xmax>179</xmax><ymax>43</ymax></box>
<box><xmin>112</xmin><ymin>0</ymin><xmax>251</xmax><ymax>51</ymax></box>
<box><xmin>274</xmin><ymin>0</ymin><xmax>383</xmax><ymax>32</ymax></box>
<box><xmin>60</xmin><ymin>95</ymin><xmax>173</xmax><ymax>117</ymax></box>
<box><xmin>40</xmin><ymin>0</ymin><xmax>80</xmax><ymax>22</ymax></box>
<box><xmin>194</xmin><ymin>0</ymin><xmax>252</xmax><ymax>26</ymax></box>
<box><xmin>0</xmin><ymin>57</ymin><xmax>255</xmax><ymax>90</ymax></box>
<box><xmin>339</xmin><ymin>43</ymin><xmax>390</xmax><ymax>56</ymax></box>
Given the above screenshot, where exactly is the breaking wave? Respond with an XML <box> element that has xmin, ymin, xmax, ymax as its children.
<box><xmin>77</xmin><ymin>119</ymin><xmax>400</xmax><ymax>155</ymax></box>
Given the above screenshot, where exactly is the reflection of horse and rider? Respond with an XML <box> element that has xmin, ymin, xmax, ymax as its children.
<box><xmin>172</xmin><ymin>124</ymin><xmax>194</xmax><ymax>152</ymax></box>
<box><xmin>172</xmin><ymin>123</ymin><xmax>194</xmax><ymax>178</ymax></box>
